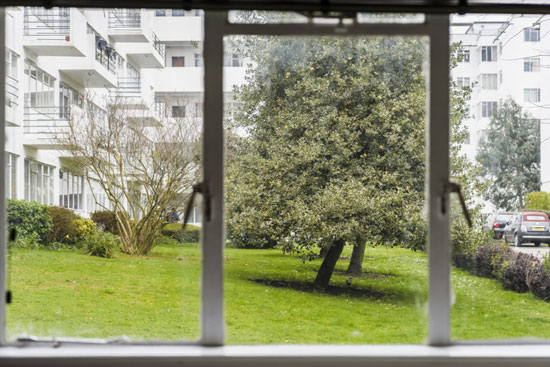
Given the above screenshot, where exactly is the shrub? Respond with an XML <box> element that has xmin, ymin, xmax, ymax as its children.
<box><xmin>527</xmin><ymin>262</ymin><xmax>550</xmax><ymax>301</ymax></box>
<box><xmin>501</xmin><ymin>252</ymin><xmax>539</xmax><ymax>293</ymax></box>
<box><xmin>161</xmin><ymin>223</ymin><xmax>201</xmax><ymax>243</ymax></box>
<box><xmin>47</xmin><ymin>206</ymin><xmax>79</xmax><ymax>244</ymax></box>
<box><xmin>7</xmin><ymin>199</ymin><xmax>52</xmax><ymax>244</ymax></box>
<box><xmin>91</xmin><ymin>210</ymin><xmax>119</xmax><ymax>235</ymax></box>
<box><xmin>81</xmin><ymin>232</ymin><xmax>120</xmax><ymax>258</ymax></box>
<box><xmin>74</xmin><ymin>217</ymin><xmax>97</xmax><ymax>241</ymax></box>
<box><xmin>473</xmin><ymin>242</ymin><xmax>511</xmax><ymax>278</ymax></box>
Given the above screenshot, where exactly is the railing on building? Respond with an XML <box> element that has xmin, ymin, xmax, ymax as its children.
<box><xmin>24</xmin><ymin>105</ymin><xmax>70</xmax><ymax>134</ymax></box>
<box><xmin>108</xmin><ymin>9</ymin><xmax>141</xmax><ymax>29</ymax></box>
<box><xmin>6</xmin><ymin>76</ymin><xmax>19</xmax><ymax>107</ymax></box>
<box><xmin>152</xmin><ymin>32</ymin><xmax>166</xmax><ymax>59</ymax></box>
<box><xmin>111</xmin><ymin>77</ymin><xmax>141</xmax><ymax>98</ymax></box>
<box><xmin>24</xmin><ymin>7</ymin><xmax>70</xmax><ymax>40</ymax></box>
<box><xmin>95</xmin><ymin>37</ymin><xmax>117</xmax><ymax>74</ymax></box>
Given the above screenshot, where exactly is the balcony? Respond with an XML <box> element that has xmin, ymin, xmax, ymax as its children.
<box><xmin>23</xmin><ymin>106</ymin><xmax>71</xmax><ymax>149</ymax></box>
<box><xmin>113</xmin><ymin>32</ymin><xmax>165</xmax><ymax>69</ymax></box>
<box><xmin>6</xmin><ymin>75</ymin><xmax>20</xmax><ymax>126</ymax></box>
<box><xmin>153</xmin><ymin>67</ymin><xmax>246</xmax><ymax>94</ymax></box>
<box><xmin>108</xmin><ymin>9</ymin><xmax>152</xmax><ymax>43</ymax></box>
<box><xmin>58</xmin><ymin>33</ymin><xmax>118</xmax><ymax>88</ymax></box>
<box><xmin>153</xmin><ymin>15</ymin><xmax>203</xmax><ymax>42</ymax></box>
<box><xmin>110</xmin><ymin>76</ymin><xmax>150</xmax><ymax>110</ymax></box>
<box><xmin>23</xmin><ymin>7</ymin><xmax>88</xmax><ymax>56</ymax></box>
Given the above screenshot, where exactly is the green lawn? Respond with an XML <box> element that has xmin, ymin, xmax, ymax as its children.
<box><xmin>6</xmin><ymin>242</ymin><xmax>550</xmax><ymax>343</ymax></box>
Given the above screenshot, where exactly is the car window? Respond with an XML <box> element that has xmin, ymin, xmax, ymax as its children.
<box><xmin>524</xmin><ymin>214</ymin><xmax>548</xmax><ymax>222</ymax></box>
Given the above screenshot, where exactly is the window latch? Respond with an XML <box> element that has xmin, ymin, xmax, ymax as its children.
<box><xmin>442</xmin><ymin>181</ymin><xmax>472</xmax><ymax>228</ymax></box>
<box><xmin>182</xmin><ymin>181</ymin><xmax>211</xmax><ymax>231</ymax></box>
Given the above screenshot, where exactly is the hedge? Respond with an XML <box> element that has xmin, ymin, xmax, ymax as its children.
<box><xmin>161</xmin><ymin>223</ymin><xmax>201</xmax><ymax>243</ymax></box>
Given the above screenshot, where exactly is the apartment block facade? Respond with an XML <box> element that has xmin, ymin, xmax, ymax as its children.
<box><xmin>4</xmin><ymin>7</ymin><xmax>246</xmax><ymax>222</ymax></box>
<box><xmin>450</xmin><ymin>14</ymin><xmax>550</xmax><ymax>211</ymax></box>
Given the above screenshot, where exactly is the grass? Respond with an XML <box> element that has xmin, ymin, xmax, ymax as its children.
<box><xmin>7</xmin><ymin>240</ymin><xmax>550</xmax><ymax>343</ymax></box>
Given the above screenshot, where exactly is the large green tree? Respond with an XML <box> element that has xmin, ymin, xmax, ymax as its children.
<box><xmin>226</xmin><ymin>36</ymin><xmax>427</xmax><ymax>289</ymax></box>
<box><xmin>476</xmin><ymin>99</ymin><xmax>540</xmax><ymax>210</ymax></box>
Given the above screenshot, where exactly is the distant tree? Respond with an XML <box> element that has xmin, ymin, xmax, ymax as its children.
<box><xmin>476</xmin><ymin>99</ymin><xmax>540</xmax><ymax>211</ymax></box>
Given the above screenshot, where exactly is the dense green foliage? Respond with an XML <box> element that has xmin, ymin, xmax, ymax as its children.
<box><xmin>7</xmin><ymin>199</ymin><xmax>52</xmax><ymax>244</ymax></box>
<box><xmin>47</xmin><ymin>206</ymin><xmax>79</xmax><ymax>244</ymax></box>
<box><xmin>91</xmin><ymin>210</ymin><xmax>119</xmax><ymax>235</ymax></box>
<box><xmin>477</xmin><ymin>99</ymin><xmax>540</xmax><ymax>210</ymax></box>
<box><xmin>161</xmin><ymin>223</ymin><xmax>201</xmax><ymax>243</ymax></box>
<box><xmin>81</xmin><ymin>231</ymin><xmax>120</xmax><ymax>258</ymax></box>
<box><xmin>525</xmin><ymin>191</ymin><xmax>550</xmax><ymax>212</ymax></box>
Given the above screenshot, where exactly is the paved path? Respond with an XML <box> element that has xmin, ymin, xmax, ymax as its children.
<box><xmin>511</xmin><ymin>243</ymin><xmax>550</xmax><ymax>260</ymax></box>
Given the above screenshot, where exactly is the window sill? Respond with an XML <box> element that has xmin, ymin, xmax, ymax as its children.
<box><xmin>2</xmin><ymin>344</ymin><xmax>550</xmax><ymax>366</ymax></box>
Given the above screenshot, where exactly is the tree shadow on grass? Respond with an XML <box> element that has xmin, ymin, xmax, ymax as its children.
<box><xmin>333</xmin><ymin>269</ymin><xmax>394</xmax><ymax>279</ymax></box>
<box><xmin>249</xmin><ymin>278</ymin><xmax>389</xmax><ymax>300</ymax></box>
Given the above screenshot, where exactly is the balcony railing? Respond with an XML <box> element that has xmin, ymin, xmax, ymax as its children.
<box><xmin>152</xmin><ymin>32</ymin><xmax>166</xmax><ymax>59</ymax></box>
<box><xmin>111</xmin><ymin>77</ymin><xmax>141</xmax><ymax>98</ymax></box>
<box><xmin>109</xmin><ymin>9</ymin><xmax>141</xmax><ymax>29</ymax></box>
<box><xmin>24</xmin><ymin>105</ymin><xmax>70</xmax><ymax>134</ymax></box>
<box><xmin>24</xmin><ymin>7</ymin><xmax>70</xmax><ymax>40</ymax></box>
<box><xmin>6</xmin><ymin>76</ymin><xmax>19</xmax><ymax>107</ymax></box>
<box><xmin>95</xmin><ymin>40</ymin><xmax>117</xmax><ymax>75</ymax></box>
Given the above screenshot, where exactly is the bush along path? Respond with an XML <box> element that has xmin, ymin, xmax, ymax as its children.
<box><xmin>452</xmin><ymin>241</ymin><xmax>550</xmax><ymax>301</ymax></box>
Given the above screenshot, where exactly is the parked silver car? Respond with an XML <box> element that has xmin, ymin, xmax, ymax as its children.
<box><xmin>502</xmin><ymin>211</ymin><xmax>550</xmax><ymax>247</ymax></box>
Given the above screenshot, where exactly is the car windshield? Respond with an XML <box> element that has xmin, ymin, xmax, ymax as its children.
<box><xmin>496</xmin><ymin>214</ymin><xmax>513</xmax><ymax>221</ymax></box>
<box><xmin>524</xmin><ymin>215</ymin><xmax>548</xmax><ymax>222</ymax></box>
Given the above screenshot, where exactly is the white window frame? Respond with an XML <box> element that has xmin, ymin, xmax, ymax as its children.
<box><xmin>524</xmin><ymin>57</ymin><xmax>540</xmax><ymax>72</ymax></box>
<box><xmin>524</xmin><ymin>27</ymin><xmax>540</xmax><ymax>42</ymax></box>
<box><xmin>4</xmin><ymin>8</ymin><xmax>550</xmax><ymax>367</ymax></box>
<box><xmin>524</xmin><ymin>88</ymin><xmax>541</xmax><ymax>103</ymax></box>
<box><xmin>479</xmin><ymin>73</ymin><xmax>497</xmax><ymax>90</ymax></box>
<box><xmin>480</xmin><ymin>45</ymin><xmax>497</xmax><ymax>62</ymax></box>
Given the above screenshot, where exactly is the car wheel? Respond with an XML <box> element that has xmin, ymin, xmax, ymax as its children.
<box><xmin>515</xmin><ymin>234</ymin><xmax>522</xmax><ymax>247</ymax></box>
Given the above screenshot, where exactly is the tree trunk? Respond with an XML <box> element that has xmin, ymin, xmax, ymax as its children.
<box><xmin>313</xmin><ymin>239</ymin><xmax>345</xmax><ymax>290</ymax></box>
<box><xmin>346</xmin><ymin>236</ymin><xmax>366</xmax><ymax>275</ymax></box>
<box><xmin>319</xmin><ymin>244</ymin><xmax>331</xmax><ymax>258</ymax></box>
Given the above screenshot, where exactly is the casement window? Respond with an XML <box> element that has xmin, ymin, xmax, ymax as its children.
<box><xmin>524</xmin><ymin>27</ymin><xmax>540</xmax><ymax>42</ymax></box>
<box><xmin>155</xmin><ymin>9</ymin><xmax>166</xmax><ymax>16</ymax></box>
<box><xmin>224</xmin><ymin>53</ymin><xmax>243</xmax><ymax>67</ymax></box>
<box><xmin>5</xmin><ymin>49</ymin><xmax>18</xmax><ymax>107</ymax></box>
<box><xmin>480</xmin><ymin>101</ymin><xmax>498</xmax><ymax>117</ymax></box>
<box><xmin>524</xmin><ymin>57</ymin><xmax>540</xmax><ymax>72</ymax></box>
<box><xmin>480</xmin><ymin>73</ymin><xmax>497</xmax><ymax>90</ymax></box>
<box><xmin>59</xmin><ymin>82</ymin><xmax>83</xmax><ymax>119</ymax></box>
<box><xmin>24</xmin><ymin>159</ymin><xmax>54</xmax><ymax>205</ymax></box>
<box><xmin>172</xmin><ymin>9</ymin><xmax>186</xmax><ymax>16</ymax></box>
<box><xmin>480</xmin><ymin>45</ymin><xmax>497</xmax><ymax>62</ymax></box>
<box><xmin>524</xmin><ymin>88</ymin><xmax>540</xmax><ymax>102</ymax></box>
<box><xmin>457</xmin><ymin>49</ymin><xmax>470</xmax><ymax>62</ymax></box>
<box><xmin>172</xmin><ymin>56</ymin><xmax>185</xmax><ymax>67</ymax></box>
<box><xmin>456</xmin><ymin>77</ymin><xmax>470</xmax><ymax>88</ymax></box>
<box><xmin>5</xmin><ymin>153</ymin><xmax>17</xmax><ymax>199</ymax></box>
<box><xmin>24</xmin><ymin>60</ymin><xmax>55</xmax><ymax>109</ymax></box>
<box><xmin>59</xmin><ymin>170</ymin><xmax>84</xmax><ymax>210</ymax></box>
<box><xmin>194</xmin><ymin>53</ymin><xmax>202</xmax><ymax>67</ymax></box>
<box><xmin>86</xmin><ymin>179</ymin><xmax>108</xmax><ymax>212</ymax></box>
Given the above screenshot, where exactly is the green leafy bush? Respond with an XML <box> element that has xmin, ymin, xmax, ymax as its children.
<box><xmin>47</xmin><ymin>206</ymin><xmax>79</xmax><ymax>244</ymax></box>
<box><xmin>74</xmin><ymin>217</ymin><xmax>97</xmax><ymax>241</ymax></box>
<box><xmin>161</xmin><ymin>223</ymin><xmax>201</xmax><ymax>243</ymax></box>
<box><xmin>501</xmin><ymin>252</ymin><xmax>539</xmax><ymax>293</ymax></box>
<box><xmin>81</xmin><ymin>232</ymin><xmax>120</xmax><ymax>258</ymax></box>
<box><xmin>91</xmin><ymin>210</ymin><xmax>119</xmax><ymax>235</ymax></box>
<box><xmin>527</xmin><ymin>262</ymin><xmax>550</xmax><ymax>301</ymax></box>
<box><xmin>7</xmin><ymin>199</ymin><xmax>52</xmax><ymax>244</ymax></box>
<box><xmin>473</xmin><ymin>242</ymin><xmax>511</xmax><ymax>279</ymax></box>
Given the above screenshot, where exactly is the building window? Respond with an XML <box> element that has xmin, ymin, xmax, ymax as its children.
<box><xmin>499</xmin><ymin>70</ymin><xmax>503</xmax><ymax>84</ymax></box>
<box><xmin>59</xmin><ymin>170</ymin><xmax>84</xmax><ymax>210</ymax></box>
<box><xmin>195</xmin><ymin>102</ymin><xmax>202</xmax><ymax>117</ymax></box>
<box><xmin>59</xmin><ymin>83</ymin><xmax>83</xmax><ymax>119</ymax></box>
<box><xmin>155</xmin><ymin>9</ymin><xmax>166</xmax><ymax>16</ymax></box>
<box><xmin>481</xmin><ymin>101</ymin><xmax>498</xmax><ymax>118</ymax></box>
<box><xmin>480</xmin><ymin>74</ymin><xmax>497</xmax><ymax>90</ymax></box>
<box><xmin>172</xmin><ymin>105</ymin><xmax>185</xmax><ymax>118</ymax></box>
<box><xmin>524</xmin><ymin>88</ymin><xmax>541</xmax><ymax>102</ymax></box>
<box><xmin>480</xmin><ymin>46</ymin><xmax>497</xmax><ymax>62</ymax></box>
<box><xmin>87</xmin><ymin>179</ymin><xmax>108</xmax><ymax>212</ymax></box>
<box><xmin>524</xmin><ymin>27</ymin><xmax>540</xmax><ymax>42</ymax></box>
<box><xmin>172</xmin><ymin>56</ymin><xmax>185</xmax><ymax>67</ymax></box>
<box><xmin>457</xmin><ymin>49</ymin><xmax>470</xmax><ymax>63</ymax></box>
<box><xmin>172</xmin><ymin>9</ymin><xmax>186</xmax><ymax>16</ymax></box>
<box><xmin>6</xmin><ymin>49</ymin><xmax>19</xmax><ymax>107</ymax></box>
<box><xmin>224</xmin><ymin>53</ymin><xmax>243</xmax><ymax>67</ymax></box>
<box><xmin>456</xmin><ymin>77</ymin><xmax>470</xmax><ymax>88</ymax></box>
<box><xmin>24</xmin><ymin>159</ymin><xmax>54</xmax><ymax>205</ymax></box>
<box><xmin>24</xmin><ymin>60</ymin><xmax>55</xmax><ymax>109</ymax></box>
<box><xmin>6</xmin><ymin>153</ymin><xmax>17</xmax><ymax>199</ymax></box>
<box><xmin>524</xmin><ymin>57</ymin><xmax>540</xmax><ymax>72</ymax></box>
<box><xmin>194</xmin><ymin>53</ymin><xmax>202</xmax><ymax>67</ymax></box>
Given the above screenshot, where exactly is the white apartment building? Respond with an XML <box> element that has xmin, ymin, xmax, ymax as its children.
<box><xmin>3</xmin><ymin>7</ymin><xmax>246</xmax><ymax>223</ymax></box>
<box><xmin>450</xmin><ymin>14</ymin><xmax>550</xmax><ymax>210</ymax></box>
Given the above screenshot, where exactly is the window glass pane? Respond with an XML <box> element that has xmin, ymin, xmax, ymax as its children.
<box><xmin>450</xmin><ymin>13</ymin><xmax>550</xmax><ymax>341</ymax></box>
<box><xmin>6</xmin><ymin>7</ymin><xmax>202</xmax><ymax>343</ymax></box>
<box><xmin>172</xmin><ymin>56</ymin><xmax>185</xmax><ymax>67</ymax></box>
<box><xmin>224</xmin><ymin>34</ymin><xmax>428</xmax><ymax>344</ymax></box>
